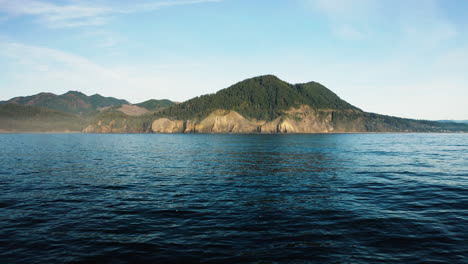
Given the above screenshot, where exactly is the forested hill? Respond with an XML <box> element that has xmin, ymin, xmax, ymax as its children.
<box><xmin>4</xmin><ymin>91</ymin><xmax>129</xmax><ymax>114</ymax></box>
<box><xmin>0</xmin><ymin>104</ymin><xmax>87</xmax><ymax>132</ymax></box>
<box><xmin>2</xmin><ymin>75</ymin><xmax>467</xmax><ymax>133</ymax></box>
<box><xmin>156</xmin><ymin>75</ymin><xmax>360</xmax><ymax>121</ymax></box>
<box><xmin>135</xmin><ymin>99</ymin><xmax>176</xmax><ymax>111</ymax></box>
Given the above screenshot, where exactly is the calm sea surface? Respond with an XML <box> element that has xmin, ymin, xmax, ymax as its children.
<box><xmin>0</xmin><ymin>133</ymin><xmax>467</xmax><ymax>263</ymax></box>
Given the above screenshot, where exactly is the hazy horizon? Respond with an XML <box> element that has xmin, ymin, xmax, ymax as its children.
<box><xmin>1</xmin><ymin>0</ymin><xmax>468</xmax><ymax>120</ymax></box>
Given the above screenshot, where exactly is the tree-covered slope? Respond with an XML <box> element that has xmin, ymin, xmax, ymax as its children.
<box><xmin>0</xmin><ymin>104</ymin><xmax>88</xmax><ymax>132</ymax></box>
<box><xmin>330</xmin><ymin>111</ymin><xmax>468</xmax><ymax>132</ymax></box>
<box><xmin>82</xmin><ymin>110</ymin><xmax>154</xmax><ymax>133</ymax></box>
<box><xmin>136</xmin><ymin>99</ymin><xmax>176</xmax><ymax>111</ymax></box>
<box><xmin>151</xmin><ymin>75</ymin><xmax>468</xmax><ymax>133</ymax></box>
<box><xmin>3</xmin><ymin>75</ymin><xmax>467</xmax><ymax>133</ymax></box>
<box><xmin>6</xmin><ymin>91</ymin><xmax>129</xmax><ymax>114</ymax></box>
<box><xmin>156</xmin><ymin>75</ymin><xmax>360</xmax><ymax>121</ymax></box>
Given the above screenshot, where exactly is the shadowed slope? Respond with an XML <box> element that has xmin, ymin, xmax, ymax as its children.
<box><xmin>0</xmin><ymin>104</ymin><xmax>87</xmax><ymax>132</ymax></box>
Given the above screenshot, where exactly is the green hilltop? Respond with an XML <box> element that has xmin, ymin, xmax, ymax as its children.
<box><xmin>0</xmin><ymin>92</ymin><xmax>175</xmax><ymax>133</ymax></box>
<box><xmin>135</xmin><ymin>99</ymin><xmax>176</xmax><ymax>111</ymax></box>
<box><xmin>151</xmin><ymin>75</ymin><xmax>468</xmax><ymax>133</ymax></box>
<box><xmin>157</xmin><ymin>75</ymin><xmax>359</xmax><ymax>121</ymax></box>
<box><xmin>5</xmin><ymin>91</ymin><xmax>129</xmax><ymax>114</ymax></box>
<box><xmin>1</xmin><ymin>75</ymin><xmax>467</xmax><ymax>133</ymax></box>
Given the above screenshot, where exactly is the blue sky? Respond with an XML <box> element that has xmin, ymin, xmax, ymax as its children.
<box><xmin>1</xmin><ymin>0</ymin><xmax>467</xmax><ymax>119</ymax></box>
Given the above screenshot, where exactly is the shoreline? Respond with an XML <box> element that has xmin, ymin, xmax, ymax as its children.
<box><xmin>1</xmin><ymin>131</ymin><xmax>466</xmax><ymax>135</ymax></box>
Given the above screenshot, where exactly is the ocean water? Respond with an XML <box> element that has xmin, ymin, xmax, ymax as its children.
<box><xmin>0</xmin><ymin>133</ymin><xmax>467</xmax><ymax>263</ymax></box>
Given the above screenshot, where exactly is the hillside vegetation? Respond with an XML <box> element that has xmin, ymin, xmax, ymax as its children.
<box><xmin>0</xmin><ymin>104</ymin><xmax>88</xmax><ymax>132</ymax></box>
<box><xmin>82</xmin><ymin>110</ymin><xmax>153</xmax><ymax>133</ymax></box>
<box><xmin>5</xmin><ymin>91</ymin><xmax>128</xmax><ymax>114</ymax></box>
<box><xmin>136</xmin><ymin>99</ymin><xmax>175</xmax><ymax>111</ymax></box>
<box><xmin>2</xmin><ymin>75</ymin><xmax>467</xmax><ymax>133</ymax></box>
<box><xmin>0</xmin><ymin>92</ymin><xmax>177</xmax><ymax>132</ymax></box>
<box><xmin>150</xmin><ymin>75</ymin><xmax>468</xmax><ymax>133</ymax></box>
<box><xmin>156</xmin><ymin>75</ymin><xmax>359</xmax><ymax>121</ymax></box>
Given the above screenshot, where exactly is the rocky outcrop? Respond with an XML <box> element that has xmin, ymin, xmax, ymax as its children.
<box><xmin>150</xmin><ymin>106</ymin><xmax>363</xmax><ymax>134</ymax></box>
<box><xmin>152</xmin><ymin>118</ymin><xmax>185</xmax><ymax>133</ymax></box>
<box><xmin>194</xmin><ymin>110</ymin><xmax>260</xmax><ymax>133</ymax></box>
<box><xmin>81</xmin><ymin>104</ymin><xmax>468</xmax><ymax>134</ymax></box>
<box><xmin>83</xmin><ymin>119</ymin><xmax>146</xmax><ymax>133</ymax></box>
<box><xmin>260</xmin><ymin>106</ymin><xmax>335</xmax><ymax>133</ymax></box>
<box><xmin>152</xmin><ymin>110</ymin><xmax>261</xmax><ymax>133</ymax></box>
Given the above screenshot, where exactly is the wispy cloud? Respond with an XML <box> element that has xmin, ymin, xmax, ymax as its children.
<box><xmin>0</xmin><ymin>0</ymin><xmax>111</xmax><ymax>27</ymax></box>
<box><xmin>332</xmin><ymin>24</ymin><xmax>363</xmax><ymax>40</ymax></box>
<box><xmin>307</xmin><ymin>0</ymin><xmax>458</xmax><ymax>43</ymax></box>
<box><xmin>80</xmin><ymin>30</ymin><xmax>124</xmax><ymax>48</ymax></box>
<box><xmin>0</xmin><ymin>40</ymin><xmax>171</xmax><ymax>101</ymax></box>
<box><xmin>301</xmin><ymin>0</ymin><xmax>467</xmax><ymax>118</ymax></box>
<box><xmin>309</xmin><ymin>0</ymin><xmax>377</xmax><ymax>20</ymax></box>
<box><xmin>0</xmin><ymin>41</ymin><xmax>236</xmax><ymax>102</ymax></box>
<box><xmin>0</xmin><ymin>0</ymin><xmax>223</xmax><ymax>28</ymax></box>
<box><xmin>307</xmin><ymin>0</ymin><xmax>376</xmax><ymax>39</ymax></box>
<box><xmin>1</xmin><ymin>38</ymin><xmax>467</xmax><ymax>119</ymax></box>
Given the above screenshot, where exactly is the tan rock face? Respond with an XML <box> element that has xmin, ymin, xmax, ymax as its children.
<box><xmin>277</xmin><ymin>105</ymin><xmax>335</xmax><ymax>133</ymax></box>
<box><xmin>82</xmin><ymin>122</ymin><xmax>112</xmax><ymax>133</ymax></box>
<box><xmin>152</xmin><ymin>118</ymin><xmax>185</xmax><ymax>133</ymax></box>
<box><xmin>195</xmin><ymin>110</ymin><xmax>260</xmax><ymax>133</ymax></box>
<box><xmin>150</xmin><ymin>106</ymin><xmax>349</xmax><ymax>134</ymax></box>
<box><xmin>259</xmin><ymin>118</ymin><xmax>280</xmax><ymax>133</ymax></box>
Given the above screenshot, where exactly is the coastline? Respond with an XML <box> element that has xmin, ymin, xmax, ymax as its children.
<box><xmin>1</xmin><ymin>131</ymin><xmax>466</xmax><ymax>134</ymax></box>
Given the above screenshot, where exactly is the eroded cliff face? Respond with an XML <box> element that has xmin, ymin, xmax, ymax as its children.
<box><xmin>82</xmin><ymin>105</ymin><xmax>367</xmax><ymax>134</ymax></box>
<box><xmin>83</xmin><ymin>119</ymin><xmax>146</xmax><ymax>133</ymax></box>
<box><xmin>261</xmin><ymin>105</ymin><xmax>335</xmax><ymax>133</ymax></box>
<box><xmin>151</xmin><ymin>118</ymin><xmax>185</xmax><ymax>133</ymax></box>
<box><xmin>151</xmin><ymin>105</ymin><xmax>364</xmax><ymax>133</ymax></box>
<box><xmin>151</xmin><ymin>110</ymin><xmax>261</xmax><ymax>133</ymax></box>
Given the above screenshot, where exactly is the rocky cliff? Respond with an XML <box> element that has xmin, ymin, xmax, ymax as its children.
<box><xmin>151</xmin><ymin>106</ymin><xmax>365</xmax><ymax>133</ymax></box>
<box><xmin>6</xmin><ymin>75</ymin><xmax>466</xmax><ymax>133</ymax></box>
<box><xmin>80</xmin><ymin>75</ymin><xmax>468</xmax><ymax>134</ymax></box>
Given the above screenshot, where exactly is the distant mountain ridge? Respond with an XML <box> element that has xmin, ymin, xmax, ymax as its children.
<box><xmin>1</xmin><ymin>75</ymin><xmax>467</xmax><ymax>133</ymax></box>
<box><xmin>0</xmin><ymin>103</ymin><xmax>87</xmax><ymax>132</ymax></box>
<box><xmin>3</xmin><ymin>91</ymin><xmax>129</xmax><ymax>114</ymax></box>
<box><xmin>0</xmin><ymin>91</ymin><xmax>176</xmax><ymax>132</ymax></box>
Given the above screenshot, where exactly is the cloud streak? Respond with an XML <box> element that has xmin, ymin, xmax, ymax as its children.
<box><xmin>0</xmin><ymin>0</ymin><xmax>223</xmax><ymax>28</ymax></box>
<box><xmin>0</xmin><ymin>41</ymin><xmax>240</xmax><ymax>103</ymax></box>
<box><xmin>0</xmin><ymin>40</ymin><xmax>170</xmax><ymax>101</ymax></box>
<box><xmin>308</xmin><ymin>0</ymin><xmax>458</xmax><ymax>44</ymax></box>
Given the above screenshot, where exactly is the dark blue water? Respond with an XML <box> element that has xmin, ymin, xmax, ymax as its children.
<box><xmin>0</xmin><ymin>134</ymin><xmax>467</xmax><ymax>263</ymax></box>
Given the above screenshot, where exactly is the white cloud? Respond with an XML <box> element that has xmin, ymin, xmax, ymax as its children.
<box><xmin>1</xmin><ymin>39</ymin><xmax>467</xmax><ymax>119</ymax></box>
<box><xmin>0</xmin><ymin>0</ymin><xmax>111</xmax><ymax>27</ymax></box>
<box><xmin>0</xmin><ymin>0</ymin><xmax>223</xmax><ymax>28</ymax></box>
<box><xmin>307</xmin><ymin>0</ymin><xmax>377</xmax><ymax>39</ymax></box>
<box><xmin>0</xmin><ymin>41</ymin><xmax>151</xmax><ymax>100</ymax></box>
<box><xmin>79</xmin><ymin>30</ymin><xmax>124</xmax><ymax>48</ymax></box>
<box><xmin>308</xmin><ymin>0</ymin><xmax>459</xmax><ymax>44</ymax></box>
<box><xmin>0</xmin><ymin>41</ymin><xmax>239</xmax><ymax>103</ymax></box>
<box><xmin>333</xmin><ymin>24</ymin><xmax>363</xmax><ymax>40</ymax></box>
<box><xmin>309</xmin><ymin>0</ymin><xmax>377</xmax><ymax>19</ymax></box>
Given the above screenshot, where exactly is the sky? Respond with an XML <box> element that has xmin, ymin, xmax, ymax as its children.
<box><xmin>0</xmin><ymin>0</ymin><xmax>467</xmax><ymax>120</ymax></box>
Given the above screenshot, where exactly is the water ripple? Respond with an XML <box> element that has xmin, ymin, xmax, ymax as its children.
<box><xmin>0</xmin><ymin>133</ymin><xmax>467</xmax><ymax>263</ymax></box>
